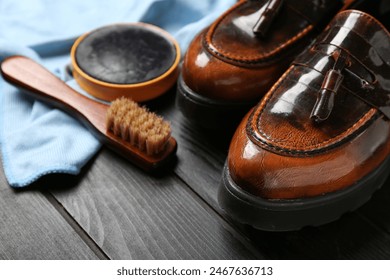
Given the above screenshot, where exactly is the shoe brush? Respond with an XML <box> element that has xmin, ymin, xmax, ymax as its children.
<box><xmin>0</xmin><ymin>56</ymin><xmax>177</xmax><ymax>171</ymax></box>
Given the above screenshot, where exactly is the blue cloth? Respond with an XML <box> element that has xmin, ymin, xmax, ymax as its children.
<box><xmin>0</xmin><ymin>0</ymin><xmax>235</xmax><ymax>187</ymax></box>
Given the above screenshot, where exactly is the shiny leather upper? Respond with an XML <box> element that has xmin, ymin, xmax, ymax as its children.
<box><xmin>228</xmin><ymin>10</ymin><xmax>390</xmax><ymax>199</ymax></box>
<box><xmin>182</xmin><ymin>0</ymin><xmax>344</xmax><ymax>102</ymax></box>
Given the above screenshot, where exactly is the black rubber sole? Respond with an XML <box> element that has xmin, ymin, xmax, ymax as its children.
<box><xmin>218</xmin><ymin>157</ymin><xmax>390</xmax><ymax>232</ymax></box>
<box><xmin>176</xmin><ymin>75</ymin><xmax>255</xmax><ymax>130</ymax></box>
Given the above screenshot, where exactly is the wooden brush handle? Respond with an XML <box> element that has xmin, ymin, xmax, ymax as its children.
<box><xmin>0</xmin><ymin>56</ymin><xmax>177</xmax><ymax>171</ymax></box>
<box><xmin>0</xmin><ymin>56</ymin><xmax>107</xmax><ymax>132</ymax></box>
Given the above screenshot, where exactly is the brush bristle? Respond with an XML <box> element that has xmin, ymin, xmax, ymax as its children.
<box><xmin>106</xmin><ymin>97</ymin><xmax>171</xmax><ymax>155</ymax></box>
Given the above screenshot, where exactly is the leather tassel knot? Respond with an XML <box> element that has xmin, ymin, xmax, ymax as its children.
<box><xmin>310</xmin><ymin>50</ymin><xmax>350</xmax><ymax>123</ymax></box>
<box><xmin>253</xmin><ymin>0</ymin><xmax>284</xmax><ymax>38</ymax></box>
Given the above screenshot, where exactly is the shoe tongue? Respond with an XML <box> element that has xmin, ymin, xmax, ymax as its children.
<box><xmin>324</xmin><ymin>10</ymin><xmax>390</xmax><ymax>66</ymax></box>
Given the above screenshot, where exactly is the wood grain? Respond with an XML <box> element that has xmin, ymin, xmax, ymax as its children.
<box><xmin>49</xmin><ymin>149</ymin><xmax>260</xmax><ymax>260</ymax></box>
<box><xmin>0</xmin><ymin>167</ymin><xmax>99</xmax><ymax>259</ymax></box>
<box><xmin>241</xmin><ymin>211</ymin><xmax>390</xmax><ymax>259</ymax></box>
<box><xmin>356</xmin><ymin>178</ymin><xmax>390</xmax><ymax>234</ymax></box>
<box><xmin>153</xmin><ymin>91</ymin><xmax>233</xmax><ymax>210</ymax></box>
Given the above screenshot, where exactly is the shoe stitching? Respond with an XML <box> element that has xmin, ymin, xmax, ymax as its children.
<box><xmin>245</xmin><ymin>10</ymin><xmax>389</xmax><ymax>155</ymax></box>
<box><xmin>204</xmin><ymin>0</ymin><xmax>314</xmax><ymax>63</ymax></box>
<box><xmin>246</xmin><ymin>66</ymin><xmax>379</xmax><ymax>155</ymax></box>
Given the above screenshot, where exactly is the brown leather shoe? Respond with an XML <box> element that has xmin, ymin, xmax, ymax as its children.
<box><xmin>177</xmin><ymin>0</ymin><xmax>357</xmax><ymax>128</ymax></box>
<box><xmin>219</xmin><ymin>5</ymin><xmax>390</xmax><ymax>231</ymax></box>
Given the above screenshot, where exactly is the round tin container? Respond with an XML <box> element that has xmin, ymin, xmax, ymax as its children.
<box><xmin>71</xmin><ymin>23</ymin><xmax>180</xmax><ymax>102</ymax></box>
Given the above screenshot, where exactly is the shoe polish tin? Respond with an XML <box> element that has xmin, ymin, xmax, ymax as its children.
<box><xmin>71</xmin><ymin>23</ymin><xmax>180</xmax><ymax>102</ymax></box>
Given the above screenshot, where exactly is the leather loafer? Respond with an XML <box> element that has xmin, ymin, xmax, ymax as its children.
<box><xmin>219</xmin><ymin>5</ymin><xmax>390</xmax><ymax>231</ymax></box>
<box><xmin>177</xmin><ymin>0</ymin><xmax>357</xmax><ymax>128</ymax></box>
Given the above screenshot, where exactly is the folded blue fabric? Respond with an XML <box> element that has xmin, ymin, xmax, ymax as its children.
<box><xmin>0</xmin><ymin>0</ymin><xmax>236</xmax><ymax>187</ymax></box>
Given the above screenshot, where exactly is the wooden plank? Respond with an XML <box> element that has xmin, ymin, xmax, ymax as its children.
<box><xmin>153</xmin><ymin>91</ymin><xmax>233</xmax><ymax>210</ymax></box>
<box><xmin>0</xmin><ymin>168</ymin><xmax>99</xmax><ymax>259</ymax></box>
<box><xmin>240</xmin><ymin>212</ymin><xmax>390</xmax><ymax>259</ymax></box>
<box><xmin>50</xmin><ymin>149</ymin><xmax>261</xmax><ymax>260</ymax></box>
<box><xmin>169</xmin><ymin>111</ymin><xmax>231</xmax><ymax>210</ymax></box>
<box><xmin>356</xmin><ymin>178</ymin><xmax>390</xmax><ymax>234</ymax></box>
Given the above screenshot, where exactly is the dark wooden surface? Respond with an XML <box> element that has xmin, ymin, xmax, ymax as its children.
<box><xmin>1</xmin><ymin>88</ymin><xmax>390</xmax><ymax>260</ymax></box>
<box><xmin>0</xmin><ymin>164</ymin><xmax>98</xmax><ymax>259</ymax></box>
